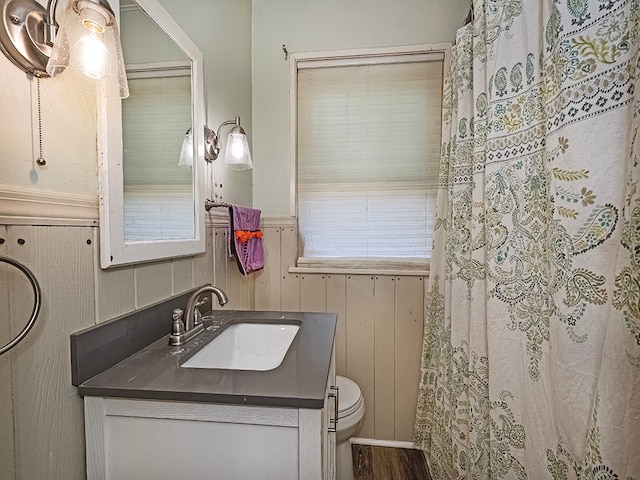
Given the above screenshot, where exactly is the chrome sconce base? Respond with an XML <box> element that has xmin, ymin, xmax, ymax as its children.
<box><xmin>0</xmin><ymin>0</ymin><xmax>127</xmax><ymax>97</ymax></box>
<box><xmin>204</xmin><ymin>125</ymin><xmax>217</xmax><ymax>163</ymax></box>
<box><xmin>0</xmin><ymin>0</ymin><xmax>52</xmax><ymax>76</ymax></box>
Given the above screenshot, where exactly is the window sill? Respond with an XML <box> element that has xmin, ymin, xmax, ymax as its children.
<box><xmin>290</xmin><ymin>258</ymin><xmax>430</xmax><ymax>277</ymax></box>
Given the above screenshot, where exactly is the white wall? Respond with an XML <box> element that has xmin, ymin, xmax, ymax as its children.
<box><xmin>159</xmin><ymin>0</ymin><xmax>253</xmax><ymax>207</ymax></box>
<box><xmin>0</xmin><ymin>47</ymin><xmax>98</xmax><ymax>199</ymax></box>
<box><xmin>251</xmin><ymin>0</ymin><xmax>469</xmax><ymax>215</ymax></box>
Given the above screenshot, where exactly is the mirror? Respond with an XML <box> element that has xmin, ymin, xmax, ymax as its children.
<box><xmin>121</xmin><ymin>1</ymin><xmax>193</xmax><ymax>241</ymax></box>
<box><xmin>98</xmin><ymin>0</ymin><xmax>206</xmax><ymax>267</ymax></box>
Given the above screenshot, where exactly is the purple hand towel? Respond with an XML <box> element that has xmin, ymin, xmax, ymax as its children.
<box><xmin>229</xmin><ymin>205</ymin><xmax>264</xmax><ymax>275</ymax></box>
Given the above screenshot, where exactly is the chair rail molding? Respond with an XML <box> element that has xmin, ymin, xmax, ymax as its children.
<box><xmin>0</xmin><ymin>185</ymin><xmax>98</xmax><ymax>226</ymax></box>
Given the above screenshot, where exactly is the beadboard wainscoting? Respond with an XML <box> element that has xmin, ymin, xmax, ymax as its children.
<box><xmin>254</xmin><ymin>218</ymin><xmax>427</xmax><ymax>442</ymax></box>
<box><xmin>96</xmin><ymin>215</ymin><xmax>255</xmax><ymax>322</ymax></box>
<box><xmin>0</xmin><ymin>220</ymin><xmax>252</xmax><ymax>479</ymax></box>
<box><xmin>0</xmin><ymin>225</ymin><xmax>94</xmax><ymax>480</ymax></box>
<box><xmin>1</xmin><ymin>215</ymin><xmax>424</xmax><ymax>478</ymax></box>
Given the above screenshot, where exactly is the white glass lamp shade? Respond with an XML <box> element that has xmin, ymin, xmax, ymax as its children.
<box><xmin>46</xmin><ymin>1</ymin><xmax>129</xmax><ymax>98</ymax></box>
<box><xmin>179</xmin><ymin>129</ymin><xmax>193</xmax><ymax>167</ymax></box>
<box><xmin>224</xmin><ymin>130</ymin><xmax>253</xmax><ymax>170</ymax></box>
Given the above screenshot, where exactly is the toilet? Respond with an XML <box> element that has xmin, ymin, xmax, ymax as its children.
<box><xmin>335</xmin><ymin>375</ymin><xmax>365</xmax><ymax>480</ymax></box>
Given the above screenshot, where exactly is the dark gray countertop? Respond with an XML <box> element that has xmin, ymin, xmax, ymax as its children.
<box><xmin>77</xmin><ymin>310</ymin><xmax>337</xmax><ymax>409</ymax></box>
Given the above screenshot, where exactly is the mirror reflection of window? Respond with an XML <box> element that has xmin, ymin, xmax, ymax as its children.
<box><xmin>120</xmin><ymin>1</ymin><xmax>194</xmax><ymax>242</ymax></box>
<box><xmin>122</xmin><ymin>75</ymin><xmax>193</xmax><ymax>241</ymax></box>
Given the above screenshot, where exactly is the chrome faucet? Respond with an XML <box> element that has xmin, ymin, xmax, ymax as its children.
<box><xmin>185</xmin><ymin>285</ymin><xmax>229</xmax><ymax>330</ymax></box>
<box><xmin>169</xmin><ymin>285</ymin><xmax>229</xmax><ymax>346</ymax></box>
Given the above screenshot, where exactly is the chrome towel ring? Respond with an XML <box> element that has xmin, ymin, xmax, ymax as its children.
<box><xmin>0</xmin><ymin>256</ymin><xmax>42</xmax><ymax>356</ymax></box>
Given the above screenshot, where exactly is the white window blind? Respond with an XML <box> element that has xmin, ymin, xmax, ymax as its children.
<box><xmin>122</xmin><ymin>74</ymin><xmax>194</xmax><ymax>241</ymax></box>
<box><xmin>296</xmin><ymin>58</ymin><xmax>442</xmax><ymax>264</ymax></box>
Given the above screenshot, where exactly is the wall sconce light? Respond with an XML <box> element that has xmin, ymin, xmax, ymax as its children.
<box><xmin>204</xmin><ymin>116</ymin><xmax>252</xmax><ymax>170</ymax></box>
<box><xmin>178</xmin><ymin>128</ymin><xmax>193</xmax><ymax>167</ymax></box>
<box><xmin>0</xmin><ymin>0</ymin><xmax>129</xmax><ymax>98</ymax></box>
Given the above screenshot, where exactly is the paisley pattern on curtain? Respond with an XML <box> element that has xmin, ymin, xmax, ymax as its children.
<box><xmin>414</xmin><ymin>0</ymin><xmax>640</xmax><ymax>478</ymax></box>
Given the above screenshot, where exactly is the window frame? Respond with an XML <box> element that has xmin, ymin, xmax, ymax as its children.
<box><xmin>289</xmin><ymin>44</ymin><xmax>451</xmax><ymax>275</ymax></box>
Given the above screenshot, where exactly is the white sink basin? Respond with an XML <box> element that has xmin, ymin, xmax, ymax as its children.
<box><xmin>181</xmin><ymin>322</ymin><xmax>300</xmax><ymax>371</ymax></box>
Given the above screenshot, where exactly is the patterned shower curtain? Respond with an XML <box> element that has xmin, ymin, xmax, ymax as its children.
<box><xmin>414</xmin><ymin>0</ymin><xmax>640</xmax><ymax>478</ymax></box>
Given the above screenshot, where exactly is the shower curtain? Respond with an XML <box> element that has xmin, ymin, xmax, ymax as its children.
<box><xmin>414</xmin><ymin>0</ymin><xmax>640</xmax><ymax>478</ymax></box>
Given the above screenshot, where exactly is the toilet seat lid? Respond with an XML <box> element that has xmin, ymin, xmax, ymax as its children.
<box><xmin>336</xmin><ymin>375</ymin><xmax>363</xmax><ymax>418</ymax></box>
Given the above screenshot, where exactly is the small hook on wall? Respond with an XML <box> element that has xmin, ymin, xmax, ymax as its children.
<box><xmin>282</xmin><ymin>44</ymin><xmax>288</xmax><ymax>60</ymax></box>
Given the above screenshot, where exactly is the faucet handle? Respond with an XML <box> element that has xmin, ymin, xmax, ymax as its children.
<box><xmin>193</xmin><ymin>297</ymin><xmax>209</xmax><ymax>326</ymax></box>
<box><xmin>171</xmin><ymin>309</ymin><xmax>185</xmax><ymax>336</ymax></box>
<box><xmin>195</xmin><ymin>297</ymin><xmax>209</xmax><ymax>309</ymax></box>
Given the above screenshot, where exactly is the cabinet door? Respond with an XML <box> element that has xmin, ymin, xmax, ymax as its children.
<box><xmin>85</xmin><ymin>397</ymin><xmax>300</xmax><ymax>480</ymax></box>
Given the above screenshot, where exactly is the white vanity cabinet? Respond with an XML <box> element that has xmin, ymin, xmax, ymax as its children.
<box><xmin>83</xmin><ymin>348</ymin><xmax>336</xmax><ymax>480</ymax></box>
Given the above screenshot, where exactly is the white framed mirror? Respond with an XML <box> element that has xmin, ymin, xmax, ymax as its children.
<box><xmin>98</xmin><ymin>0</ymin><xmax>206</xmax><ymax>268</ymax></box>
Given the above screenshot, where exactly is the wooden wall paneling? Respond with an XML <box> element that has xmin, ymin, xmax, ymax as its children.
<box><xmin>326</xmin><ymin>274</ymin><xmax>347</xmax><ymax>376</ymax></box>
<box><xmin>95</xmin><ymin>265</ymin><xmax>135</xmax><ymax>323</ymax></box>
<box><xmin>239</xmin><ymin>259</ymin><xmax>255</xmax><ymax>310</ymax></box>
<box><xmin>394</xmin><ymin>276</ymin><xmax>425</xmax><ymax>441</ymax></box>
<box><xmin>225</xmin><ymin>257</ymin><xmax>245</xmax><ymax>310</ymax></box>
<box><xmin>232</xmin><ymin>264</ymin><xmax>255</xmax><ymax>310</ymax></box>
<box><xmin>8</xmin><ymin>226</ymin><xmax>95</xmax><ymax>480</ymax></box>
<box><xmin>0</xmin><ymin>224</ymin><xmax>16</xmax><ymax>480</ymax></box>
<box><xmin>232</xmin><ymin>275</ymin><xmax>251</xmax><ymax>310</ymax></box>
<box><xmin>279</xmin><ymin>226</ymin><xmax>300</xmax><ymax>311</ymax></box>
<box><xmin>261</xmin><ymin>220</ymin><xmax>429</xmax><ymax>442</ymax></box>
<box><xmin>134</xmin><ymin>260</ymin><xmax>172</xmax><ymax>309</ymax></box>
<box><xmin>300</xmin><ymin>274</ymin><xmax>326</xmax><ymax>313</ymax></box>
<box><xmin>94</xmin><ymin>228</ymin><xmax>135</xmax><ymax>323</ymax></box>
<box><xmin>209</xmin><ymin>226</ymin><xmax>254</xmax><ymax>311</ymax></box>
<box><xmin>254</xmin><ymin>227</ymin><xmax>282</xmax><ymax>310</ymax></box>
<box><xmin>0</xmin><ymin>225</ymin><xmax>11</xmax><ymax>346</ymax></box>
<box><xmin>171</xmin><ymin>257</ymin><xmax>194</xmax><ymax>295</ymax></box>
<box><xmin>373</xmin><ymin>276</ymin><xmax>396</xmax><ymax>440</ymax></box>
<box><xmin>212</xmin><ymin>227</ymin><xmax>229</xmax><ymax>309</ymax></box>
<box><xmin>345</xmin><ymin>275</ymin><xmax>376</xmax><ymax>438</ymax></box>
<box><xmin>237</xmin><ymin>260</ymin><xmax>256</xmax><ymax>310</ymax></box>
<box><xmin>193</xmin><ymin>227</ymin><xmax>214</xmax><ymax>288</ymax></box>
<box><xmin>1</xmin><ymin>223</ymin><xmax>11</xmax><ymax>343</ymax></box>
<box><xmin>246</xmin><ymin>275</ymin><xmax>255</xmax><ymax>310</ymax></box>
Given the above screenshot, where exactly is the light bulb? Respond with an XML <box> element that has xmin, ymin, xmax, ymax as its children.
<box><xmin>224</xmin><ymin>131</ymin><xmax>252</xmax><ymax>170</ymax></box>
<box><xmin>83</xmin><ymin>20</ymin><xmax>105</xmax><ymax>33</ymax></box>
<box><xmin>80</xmin><ymin>5</ymin><xmax>108</xmax><ymax>33</ymax></box>
<box><xmin>75</xmin><ymin>32</ymin><xmax>109</xmax><ymax>79</ymax></box>
<box><xmin>230</xmin><ymin>135</ymin><xmax>246</xmax><ymax>159</ymax></box>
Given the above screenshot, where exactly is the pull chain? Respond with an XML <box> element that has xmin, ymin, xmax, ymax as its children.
<box><xmin>35</xmin><ymin>77</ymin><xmax>46</xmax><ymax>166</ymax></box>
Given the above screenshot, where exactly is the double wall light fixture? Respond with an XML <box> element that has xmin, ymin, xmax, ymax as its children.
<box><xmin>0</xmin><ymin>0</ymin><xmax>129</xmax><ymax>98</ymax></box>
<box><xmin>180</xmin><ymin>118</ymin><xmax>252</xmax><ymax>170</ymax></box>
<box><xmin>203</xmin><ymin>116</ymin><xmax>252</xmax><ymax>170</ymax></box>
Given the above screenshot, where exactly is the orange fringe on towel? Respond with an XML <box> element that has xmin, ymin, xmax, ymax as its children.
<box><xmin>235</xmin><ymin>230</ymin><xmax>264</xmax><ymax>243</ymax></box>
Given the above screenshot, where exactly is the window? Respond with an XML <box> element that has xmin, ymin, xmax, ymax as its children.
<box><xmin>293</xmin><ymin>47</ymin><xmax>445</xmax><ymax>270</ymax></box>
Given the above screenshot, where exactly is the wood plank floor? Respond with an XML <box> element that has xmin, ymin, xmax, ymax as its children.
<box><xmin>352</xmin><ymin>444</ymin><xmax>432</xmax><ymax>480</ymax></box>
